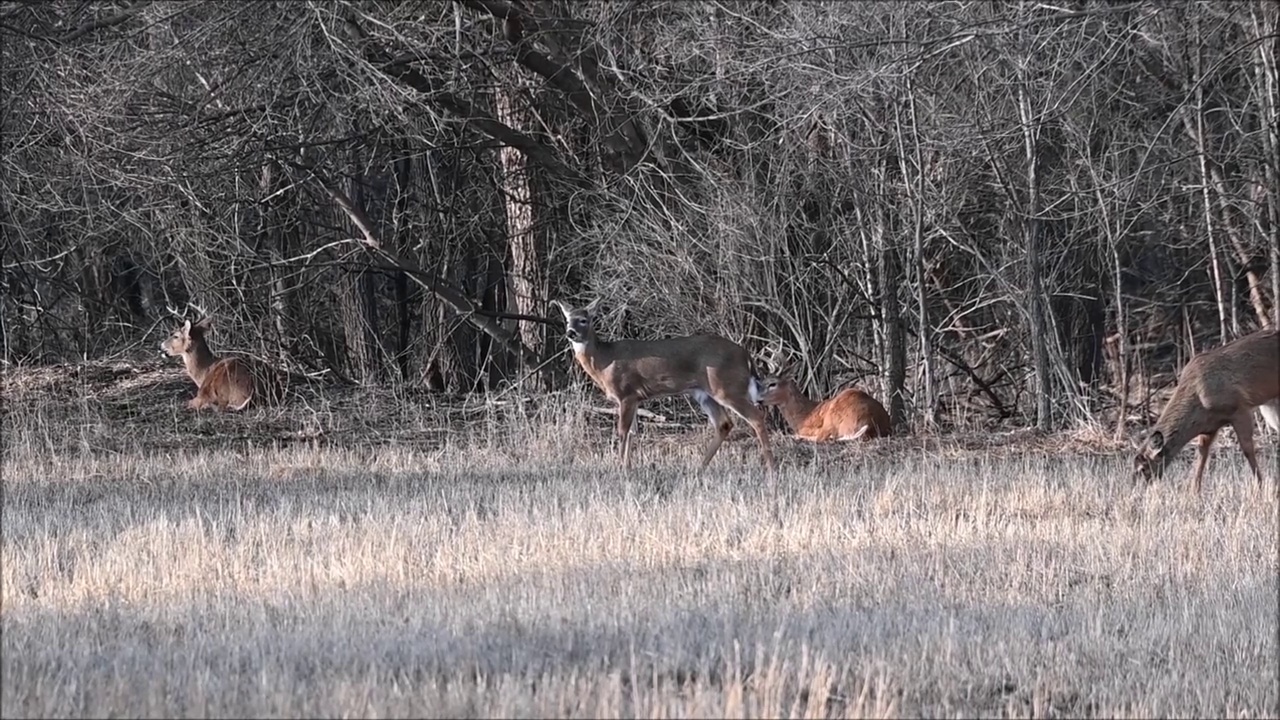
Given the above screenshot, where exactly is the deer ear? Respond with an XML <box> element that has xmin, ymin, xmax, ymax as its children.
<box><xmin>192</xmin><ymin>317</ymin><xmax>212</xmax><ymax>333</ymax></box>
<box><xmin>584</xmin><ymin>297</ymin><xmax>603</xmax><ymax>316</ymax></box>
<box><xmin>181</xmin><ymin>319</ymin><xmax>192</xmax><ymax>335</ymax></box>
<box><xmin>549</xmin><ymin>300</ymin><xmax>572</xmax><ymax>321</ymax></box>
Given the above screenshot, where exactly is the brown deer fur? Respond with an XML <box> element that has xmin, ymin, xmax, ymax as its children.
<box><xmin>758</xmin><ymin>376</ymin><xmax>892</xmax><ymax>442</ymax></box>
<box><xmin>161</xmin><ymin>317</ymin><xmax>279</xmax><ymax>411</ymax></box>
<box><xmin>1133</xmin><ymin>328</ymin><xmax>1280</xmax><ymax>491</ymax></box>
<box><xmin>550</xmin><ymin>299</ymin><xmax>775</xmax><ymax>473</ymax></box>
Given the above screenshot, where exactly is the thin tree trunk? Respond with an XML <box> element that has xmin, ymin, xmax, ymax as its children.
<box><xmin>1259</xmin><ymin>0</ymin><xmax>1280</xmax><ymax>328</ymax></box>
<box><xmin>1206</xmin><ymin>165</ymin><xmax>1274</xmax><ymax>329</ymax></box>
<box><xmin>257</xmin><ymin>160</ymin><xmax>291</xmax><ymax>368</ymax></box>
<box><xmin>1184</xmin><ymin>14</ymin><xmax>1230</xmax><ymax>342</ymax></box>
<box><xmin>392</xmin><ymin>155</ymin><xmax>415</xmax><ymax>382</ymax></box>
<box><xmin>877</xmin><ymin>211</ymin><xmax>908</xmax><ymax>430</ymax></box>
<box><xmin>893</xmin><ymin>81</ymin><xmax>934</xmax><ymax>429</ymax></box>
<box><xmin>1017</xmin><ymin>78</ymin><xmax>1052</xmax><ymax>431</ymax></box>
<box><xmin>1109</xmin><ymin>237</ymin><xmax>1130</xmax><ymax>442</ymax></box>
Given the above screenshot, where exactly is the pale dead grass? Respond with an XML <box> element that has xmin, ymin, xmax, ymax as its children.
<box><xmin>1</xmin><ymin>364</ymin><xmax>1278</xmax><ymax>718</ymax></box>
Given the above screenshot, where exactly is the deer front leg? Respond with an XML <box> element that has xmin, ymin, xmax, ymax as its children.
<box><xmin>617</xmin><ymin>398</ymin><xmax>639</xmax><ymax>470</ymax></box>
<box><xmin>1190</xmin><ymin>431</ymin><xmax>1217</xmax><ymax>494</ymax></box>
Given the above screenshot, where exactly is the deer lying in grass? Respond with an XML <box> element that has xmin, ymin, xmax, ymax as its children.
<box><xmin>161</xmin><ymin>316</ymin><xmax>282</xmax><ymax>412</ymax></box>
<box><xmin>757</xmin><ymin>371</ymin><xmax>892</xmax><ymax>442</ymax></box>
<box><xmin>549</xmin><ymin>299</ymin><xmax>775</xmax><ymax>473</ymax></box>
<box><xmin>1132</xmin><ymin>327</ymin><xmax>1280</xmax><ymax>492</ymax></box>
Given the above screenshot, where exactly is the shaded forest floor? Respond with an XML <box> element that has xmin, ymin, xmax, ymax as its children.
<box><xmin>1</xmin><ymin>360</ymin><xmax>1148</xmax><ymax>465</ymax></box>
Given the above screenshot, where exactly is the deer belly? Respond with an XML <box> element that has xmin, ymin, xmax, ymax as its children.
<box><xmin>688</xmin><ymin>389</ymin><xmax>720</xmax><ymax>419</ymax></box>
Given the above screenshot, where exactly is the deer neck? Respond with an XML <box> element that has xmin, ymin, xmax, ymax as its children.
<box><xmin>776</xmin><ymin>387</ymin><xmax>821</xmax><ymax>434</ymax></box>
<box><xmin>181</xmin><ymin>344</ymin><xmax>219</xmax><ymax>387</ymax></box>
<box><xmin>571</xmin><ymin>336</ymin><xmax>620</xmax><ymax>393</ymax></box>
<box><xmin>1151</xmin><ymin>385</ymin><xmax>1201</xmax><ymax>461</ymax></box>
<box><xmin>571</xmin><ymin>334</ymin><xmax>612</xmax><ymax>369</ymax></box>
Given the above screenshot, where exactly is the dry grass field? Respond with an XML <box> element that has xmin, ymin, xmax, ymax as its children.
<box><xmin>2</xmin><ymin>362</ymin><xmax>1277</xmax><ymax>718</ymax></box>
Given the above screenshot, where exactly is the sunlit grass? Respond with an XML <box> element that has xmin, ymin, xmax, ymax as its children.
<box><xmin>2</xmin><ymin>366</ymin><xmax>1277</xmax><ymax>718</ymax></box>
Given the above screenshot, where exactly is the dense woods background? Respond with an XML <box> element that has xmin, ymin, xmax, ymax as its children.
<box><xmin>2</xmin><ymin>0</ymin><xmax>1277</xmax><ymax>435</ymax></box>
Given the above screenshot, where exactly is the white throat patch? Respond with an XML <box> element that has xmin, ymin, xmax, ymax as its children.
<box><xmin>570</xmin><ymin>340</ymin><xmax>587</xmax><ymax>355</ymax></box>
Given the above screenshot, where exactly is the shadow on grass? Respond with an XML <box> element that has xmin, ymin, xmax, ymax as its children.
<box><xmin>4</xmin><ymin>543</ymin><xmax>1275</xmax><ymax>718</ymax></box>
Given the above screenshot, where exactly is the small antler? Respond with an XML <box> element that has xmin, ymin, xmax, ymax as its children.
<box><xmin>761</xmin><ymin>339</ymin><xmax>790</xmax><ymax>376</ymax></box>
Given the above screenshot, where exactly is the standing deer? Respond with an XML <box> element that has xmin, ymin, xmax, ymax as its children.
<box><xmin>1132</xmin><ymin>327</ymin><xmax>1280</xmax><ymax>491</ymax></box>
<box><xmin>549</xmin><ymin>299</ymin><xmax>775</xmax><ymax>473</ymax></box>
<box><xmin>161</xmin><ymin>316</ymin><xmax>280</xmax><ymax>411</ymax></box>
<box><xmin>757</xmin><ymin>374</ymin><xmax>892</xmax><ymax>442</ymax></box>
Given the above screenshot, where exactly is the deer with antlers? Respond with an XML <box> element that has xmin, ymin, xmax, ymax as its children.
<box><xmin>1132</xmin><ymin>327</ymin><xmax>1279</xmax><ymax>492</ymax></box>
<box><xmin>161</xmin><ymin>313</ymin><xmax>284</xmax><ymax>412</ymax></box>
<box><xmin>757</xmin><ymin>352</ymin><xmax>892</xmax><ymax>442</ymax></box>
<box><xmin>549</xmin><ymin>299</ymin><xmax>775</xmax><ymax>473</ymax></box>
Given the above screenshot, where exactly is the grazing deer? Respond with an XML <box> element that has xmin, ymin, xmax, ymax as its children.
<box><xmin>1132</xmin><ymin>328</ymin><xmax>1280</xmax><ymax>491</ymax></box>
<box><xmin>758</xmin><ymin>374</ymin><xmax>892</xmax><ymax>442</ymax></box>
<box><xmin>549</xmin><ymin>299</ymin><xmax>775</xmax><ymax>473</ymax></box>
<box><xmin>161</xmin><ymin>316</ymin><xmax>280</xmax><ymax>411</ymax></box>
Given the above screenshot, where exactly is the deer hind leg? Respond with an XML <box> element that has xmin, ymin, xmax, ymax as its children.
<box><xmin>715</xmin><ymin>392</ymin><xmax>776</xmax><ymax>474</ymax></box>
<box><xmin>1190</xmin><ymin>431</ymin><xmax>1217</xmax><ymax>494</ymax></box>
<box><xmin>1260</xmin><ymin>400</ymin><xmax>1280</xmax><ymax>434</ymax></box>
<box><xmin>1229</xmin><ymin>408</ymin><xmax>1265</xmax><ymax>488</ymax></box>
<box><xmin>188</xmin><ymin>387</ymin><xmax>211</xmax><ymax>411</ymax></box>
<box><xmin>616</xmin><ymin>397</ymin><xmax>640</xmax><ymax>470</ymax></box>
<box><xmin>689</xmin><ymin>390</ymin><xmax>733</xmax><ymax>472</ymax></box>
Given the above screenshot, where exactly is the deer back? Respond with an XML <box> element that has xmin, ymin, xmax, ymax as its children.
<box><xmin>801</xmin><ymin>387</ymin><xmax>892</xmax><ymax>441</ymax></box>
<box><xmin>578</xmin><ymin>335</ymin><xmax>753</xmax><ymax>401</ymax></box>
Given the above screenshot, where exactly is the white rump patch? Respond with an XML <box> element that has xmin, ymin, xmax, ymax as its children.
<box><xmin>748</xmin><ymin>376</ymin><xmax>763</xmax><ymax>404</ymax></box>
<box><xmin>1260</xmin><ymin>400</ymin><xmax>1280</xmax><ymax>433</ymax></box>
<box><xmin>839</xmin><ymin>424</ymin><xmax>871</xmax><ymax>441</ymax></box>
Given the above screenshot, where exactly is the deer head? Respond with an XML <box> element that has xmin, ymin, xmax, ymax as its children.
<box><xmin>1131</xmin><ymin>431</ymin><xmax>1167</xmax><ymax>484</ymax></box>
<box><xmin>550</xmin><ymin>298</ymin><xmax>603</xmax><ymax>350</ymax></box>
<box><xmin>161</xmin><ymin>314</ymin><xmax>213</xmax><ymax>357</ymax></box>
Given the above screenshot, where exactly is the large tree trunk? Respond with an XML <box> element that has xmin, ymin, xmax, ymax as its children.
<box><xmin>337</xmin><ymin>129</ymin><xmax>383</xmax><ymax>384</ymax></box>
<box><xmin>495</xmin><ymin>65</ymin><xmax>543</xmax><ymax>383</ymax></box>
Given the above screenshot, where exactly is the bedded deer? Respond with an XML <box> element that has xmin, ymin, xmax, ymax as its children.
<box><xmin>161</xmin><ymin>316</ymin><xmax>281</xmax><ymax>411</ymax></box>
<box><xmin>1132</xmin><ymin>327</ymin><xmax>1280</xmax><ymax>492</ymax></box>
<box><xmin>549</xmin><ymin>299</ymin><xmax>775</xmax><ymax>473</ymax></box>
<box><xmin>757</xmin><ymin>374</ymin><xmax>892</xmax><ymax>442</ymax></box>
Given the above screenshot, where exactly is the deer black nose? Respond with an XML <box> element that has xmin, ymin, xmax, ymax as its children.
<box><xmin>566</xmin><ymin>328</ymin><xmax>580</xmax><ymax>341</ymax></box>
